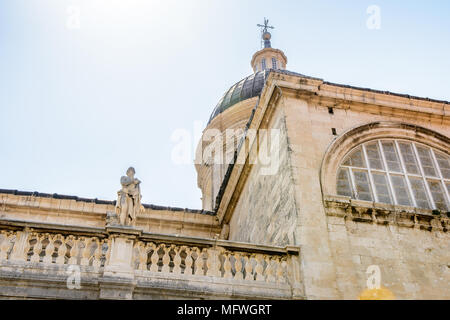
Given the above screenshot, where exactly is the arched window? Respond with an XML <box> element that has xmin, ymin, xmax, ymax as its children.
<box><xmin>337</xmin><ymin>139</ymin><xmax>450</xmax><ymax>211</ymax></box>
<box><xmin>261</xmin><ymin>58</ymin><xmax>266</xmax><ymax>71</ymax></box>
<box><xmin>272</xmin><ymin>57</ymin><xmax>277</xmax><ymax>69</ymax></box>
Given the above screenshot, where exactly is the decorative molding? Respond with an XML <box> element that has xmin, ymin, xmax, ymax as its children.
<box><xmin>324</xmin><ymin>194</ymin><xmax>450</xmax><ymax>232</ymax></box>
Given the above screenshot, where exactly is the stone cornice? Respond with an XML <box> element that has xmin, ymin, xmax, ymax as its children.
<box><xmin>323</xmin><ymin>194</ymin><xmax>450</xmax><ymax>232</ymax></box>
<box><xmin>0</xmin><ymin>217</ymin><xmax>107</xmax><ymax>237</ymax></box>
<box><xmin>0</xmin><ymin>192</ymin><xmax>220</xmax><ymax>237</ymax></box>
<box><xmin>268</xmin><ymin>72</ymin><xmax>449</xmax><ymax>119</ymax></box>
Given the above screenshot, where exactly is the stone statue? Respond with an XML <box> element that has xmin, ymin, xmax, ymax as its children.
<box><xmin>115</xmin><ymin>167</ymin><xmax>143</xmax><ymax>226</ymax></box>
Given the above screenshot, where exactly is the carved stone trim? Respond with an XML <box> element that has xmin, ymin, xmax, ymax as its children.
<box><xmin>324</xmin><ymin>194</ymin><xmax>449</xmax><ymax>232</ymax></box>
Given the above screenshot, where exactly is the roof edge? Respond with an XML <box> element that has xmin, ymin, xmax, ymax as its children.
<box><xmin>0</xmin><ymin>189</ymin><xmax>215</xmax><ymax>216</ymax></box>
<box><xmin>271</xmin><ymin>69</ymin><xmax>450</xmax><ymax>105</ymax></box>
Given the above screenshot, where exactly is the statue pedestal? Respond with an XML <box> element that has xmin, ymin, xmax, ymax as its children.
<box><xmin>100</xmin><ymin>225</ymin><xmax>142</xmax><ymax>299</ymax></box>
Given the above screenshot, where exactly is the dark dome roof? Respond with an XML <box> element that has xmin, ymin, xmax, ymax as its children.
<box><xmin>208</xmin><ymin>70</ymin><xmax>269</xmax><ymax>124</ymax></box>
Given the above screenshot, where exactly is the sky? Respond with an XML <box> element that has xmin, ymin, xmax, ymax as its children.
<box><xmin>1</xmin><ymin>0</ymin><xmax>449</xmax><ymax>209</ymax></box>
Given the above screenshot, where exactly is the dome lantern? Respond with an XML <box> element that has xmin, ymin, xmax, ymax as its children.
<box><xmin>251</xmin><ymin>18</ymin><xmax>287</xmax><ymax>73</ymax></box>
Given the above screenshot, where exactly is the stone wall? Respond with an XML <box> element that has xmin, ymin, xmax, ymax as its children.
<box><xmin>225</xmin><ymin>78</ymin><xmax>449</xmax><ymax>299</ymax></box>
<box><xmin>325</xmin><ymin>197</ymin><xmax>450</xmax><ymax>299</ymax></box>
<box><xmin>228</xmin><ymin>107</ymin><xmax>298</xmax><ymax>246</ymax></box>
<box><xmin>279</xmin><ymin>92</ymin><xmax>449</xmax><ymax>299</ymax></box>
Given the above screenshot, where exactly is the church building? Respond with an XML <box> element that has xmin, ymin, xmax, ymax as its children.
<box><xmin>0</xmin><ymin>21</ymin><xmax>449</xmax><ymax>300</ymax></box>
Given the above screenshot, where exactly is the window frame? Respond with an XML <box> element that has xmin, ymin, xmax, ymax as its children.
<box><xmin>338</xmin><ymin>139</ymin><xmax>450</xmax><ymax>211</ymax></box>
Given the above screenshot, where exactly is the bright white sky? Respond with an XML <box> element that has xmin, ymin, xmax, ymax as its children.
<box><xmin>1</xmin><ymin>1</ymin><xmax>449</xmax><ymax>209</ymax></box>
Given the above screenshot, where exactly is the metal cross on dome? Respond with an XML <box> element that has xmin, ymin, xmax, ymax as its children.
<box><xmin>257</xmin><ymin>18</ymin><xmax>274</xmax><ymax>48</ymax></box>
<box><xmin>257</xmin><ymin>18</ymin><xmax>274</xmax><ymax>34</ymax></box>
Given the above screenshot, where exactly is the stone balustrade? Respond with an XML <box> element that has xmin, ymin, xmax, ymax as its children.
<box><xmin>0</xmin><ymin>219</ymin><xmax>303</xmax><ymax>299</ymax></box>
<box><xmin>0</xmin><ymin>229</ymin><xmax>109</xmax><ymax>268</ymax></box>
<box><xmin>132</xmin><ymin>240</ymin><xmax>290</xmax><ymax>283</ymax></box>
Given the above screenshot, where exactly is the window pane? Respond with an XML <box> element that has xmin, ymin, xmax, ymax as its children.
<box><xmin>391</xmin><ymin>175</ymin><xmax>411</xmax><ymax>206</ymax></box>
<box><xmin>408</xmin><ymin>177</ymin><xmax>431</xmax><ymax>209</ymax></box>
<box><xmin>352</xmin><ymin>170</ymin><xmax>373</xmax><ymax>201</ymax></box>
<box><xmin>381</xmin><ymin>141</ymin><xmax>402</xmax><ymax>172</ymax></box>
<box><xmin>434</xmin><ymin>151</ymin><xmax>450</xmax><ymax>179</ymax></box>
<box><xmin>416</xmin><ymin>146</ymin><xmax>437</xmax><ymax>177</ymax></box>
<box><xmin>342</xmin><ymin>147</ymin><xmax>366</xmax><ymax>168</ymax></box>
<box><xmin>427</xmin><ymin>180</ymin><xmax>448</xmax><ymax>211</ymax></box>
<box><xmin>365</xmin><ymin>142</ymin><xmax>384</xmax><ymax>170</ymax></box>
<box><xmin>337</xmin><ymin>168</ymin><xmax>352</xmax><ymax>197</ymax></box>
<box><xmin>372</xmin><ymin>172</ymin><xmax>392</xmax><ymax>204</ymax></box>
<box><xmin>399</xmin><ymin>142</ymin><xmax>420</xmax><ymax>174</ymax></box>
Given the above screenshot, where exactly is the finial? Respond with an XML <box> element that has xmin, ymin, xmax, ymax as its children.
<box><xmin>257</xmin><ymin>18</ymin><xmax>274</xmax><ymax>48</ymax></box>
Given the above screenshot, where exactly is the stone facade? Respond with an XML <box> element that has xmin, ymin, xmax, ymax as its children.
<box><xmin>229</xmin><ymin>107</ymin><xmax>297</xmax><ymax>246</ymax></box>
<box><xmin>214</xmin><ymin>70</ymin><xmax>449</xmax><ymax>299</ymax></box>
<box><xmin>1</xmin><ymin>35</ymin><xmax>449</xmax><ymax>299</ymax></box>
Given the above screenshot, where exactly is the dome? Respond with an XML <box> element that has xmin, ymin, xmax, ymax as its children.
<box><xmin>208</xmin><ymin>70</ymin><xmax>269</xmax><ymax>124</ymax></box>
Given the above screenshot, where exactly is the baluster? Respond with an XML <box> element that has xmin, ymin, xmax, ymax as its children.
<box><xmin>193</xmin><ymin>247</ymin><xmax>204</xmax><ymax>276</ymax></box>
<box><xmin>92</xmin><ymin>238</ymin><xmax>102</xmax><ymax>269</ymax></box>
<box><xmin>223</xmin><ymin>251</ymin><xmax>232</xmax><ymax>279</ymax></box>
<box><xmin>30</xmin><ymin>233</ymin><xmax>42</xmax><ymax>263</ymax></box>
<box><xmin>234</xmin><ymin>252</ymin><xmax>243</xmax><ymax>280</ymax></box>
<box><xmin>24</xmin><ymin>235</ymin><xmax>32</xmax><ymax>261</ymax></box>
<box><xmin>55</xmin><ymin>235</ymin><xmax>67</xmax><ymax>265</ymax></box>
<box><xmin>254</xmin><ymin>254</ymin><xmax>264</xmax><ymax>281</ymax></box>
<box><xmin>172</xmin><ymin>245</ymin><xmax>182</xmax><ymax>274</ymax></box>
<box><xmin>43</xmin><ymin>234</ymin><xmax>55</xmax><ymax>264</ymax></box>
<box><xmin>137</xmin><ymin>242</ymin><xmax>147</xmax><ymax>271</ymax></box>
<box><xmin>149</xmin><ymin>243</ymin><xmax>159</xmax><ymax>272</ymax></box>
<box><xmin>276</xmin><ymin>257</ymin><xmax>287</xmax><ymax>283</ymax></box>
<box><xmin>205</xmin><ymin>248</ymin><xmax>212</xmax><ymax>276</ymax></box>
<box><xmin>80</xmin><ymin>237</ymin><xmax>92</xmax><ymax>266</ymax></box>
<box><xmin>244</xmin><ymin>255</ymin><xmax>254</xmax><ymax>281</ymax></box>
<box><xmin>78</xmin><ymin>237</ymin><xmax>86</xmax><ymax>265</ymax></box>
<box><xmin>183</xmin><ymin>247</ymin><xmax>193</xmax><ymax>275</ymax></box>
<box><xmin>161</xmin><ymin>244</ymin><xmax>170</xmax><ymax>273</ymax></box>
<box><xmin>206</xmin><ymin>247</ymin><xmax>221</xmax><ymax>277</ymax></box>
<box><xmin>265</xmin><ymin>256</ymin><xmax>276</xmax><ymax>282</ymax></box>
<box><xmin>68</xmin><ymin>237</ymin><xmax>79</xmax><ymax>265</ymax></box>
